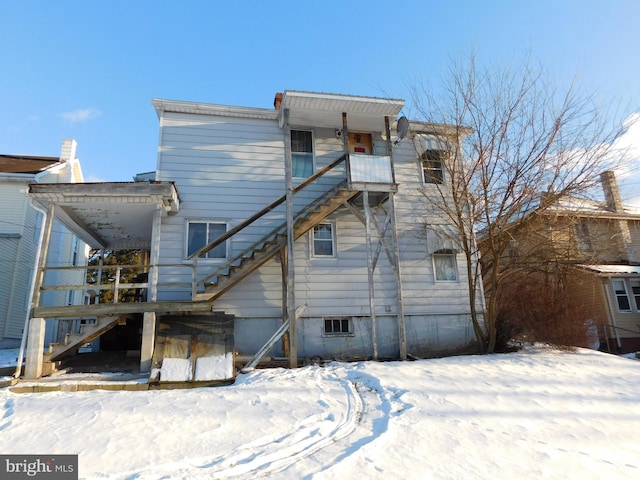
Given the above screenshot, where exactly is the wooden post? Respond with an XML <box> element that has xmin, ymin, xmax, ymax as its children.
<box><xmin>363</xmin><ymin>191</ymin><xmax>378</xmax><ymax>360</ymax></box>
<box><xmin>342</xmin><ymin>112</ymin><xmax>351</xmax><ymax>184</ymax></box>
<box><xmin>140</xmin><ymin>204</ymin><xmax>162</xmax><ymax>373</ymax></box>
<box><xmin>24</xmin><ymin>203</ymin><xmax>55</xmax><ymax>379</ymax></box>
<box><xmin>284</xmin><ymin>108</ymin><xmax>297</xmax><ymax>368</ymax></box>
<box><xmin>386</xmin><ymin>116</ymin><xmax>407</xmax><ymax>359</ymax></box>
<box><xmin>279</xmin><ymin>248</ymin><xmax>290</xmax><ymax>357</ymax></box>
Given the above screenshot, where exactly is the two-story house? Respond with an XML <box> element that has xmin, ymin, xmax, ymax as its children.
<box><xmin>0</xmin><ymin>139</ymin><xmax>87</xmax><ymax>351</ymax></box>
<box><xmin>24</xmin><ymin>91</ymin><xmax>485</xmax><ymax>381</ymax></box>
<box><xmin>491</xmin><ymin>171</ymin><xmax>640</xmax><ymax>352</ymax></box>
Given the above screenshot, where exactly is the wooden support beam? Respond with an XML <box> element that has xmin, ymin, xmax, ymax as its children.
<box><xmin>363</xmin><ymin>191</ymin><xmax>378</xmax><ymax>360</ymax></box>
<box><xmin>284</xmin><ymin>108</ymin><xmax>297</xmax><ymax>368</ymax></box>
<box><xmin>32</xmin><ymin>300</ymin><xmax>212</xmax><ymax>319</ymax></box>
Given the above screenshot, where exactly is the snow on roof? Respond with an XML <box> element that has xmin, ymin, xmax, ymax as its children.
<box><xmin>579</xmin><ymin>264</ymin><xmax>640</xmax><ymax>275</ymax></box>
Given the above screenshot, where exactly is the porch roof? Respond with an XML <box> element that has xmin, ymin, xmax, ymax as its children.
<box><xmin>29</xmin><ymin>181</ymin><xmax>180</xmax><ymax>250</ymax></box>
<box><xmin>279</xmin><ymin>90</ymin><xmax>405</xmax><ymax>132</ymax></box>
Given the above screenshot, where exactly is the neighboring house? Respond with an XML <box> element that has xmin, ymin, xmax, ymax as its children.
<box><xmin>0</xmin><ymin>139</ymin><xmax>87</xmax><ymax>349</ymax></box>
<box><xmin>25</xmin><ymin>91</ymin><xmax>485</xmax><ymax>380</ymax></box>
<box><xmin>493</xmin><ymin>171</ymin><xmax>640</xmax><ymax>352</ymax></box>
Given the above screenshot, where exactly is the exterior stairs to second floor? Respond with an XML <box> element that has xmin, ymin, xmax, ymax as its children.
<box><xmin>193</xmin><ymin>181</ymin><xmax>359</xmax><ymax>303</ymax></box>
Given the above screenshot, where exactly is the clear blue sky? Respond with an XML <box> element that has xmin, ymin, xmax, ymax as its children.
<box><xmin>1</xmin><ymin>1</ymin><xmax>638</xmax><ymax>193</ymax></box>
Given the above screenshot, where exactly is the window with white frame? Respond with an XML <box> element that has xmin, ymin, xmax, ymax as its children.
<box><xmin>612</xmin><ymin>279</ymin><xmax>631</xmax><ymax>312</ymax></box>
<box><xmin>291</xmin><ymin>130</ymin><xmax>314</xmax><ymax>178</ymax></box>
<box><xmin>629</xmin><ymin>279</ymin><xmax>640</xmax><ymax>310</ymax></box>
<box><xmin>312</xmin><ymin>222</ymin><xmax>335</xmax><ymax>257</ymax></box>
<box><xmin>324</xmin><ymin>317</ymin><xmax>352</xmax><ymax>335</ymax></box>
<box><xmin>421</xmin><ymin>150</ymin><xmax>444</xmax><ymax>184</ymax></box>
<box><xmin>433</xmin><ymin>249</ymin><xmax>458</xmax><ymax>281</ymax></box>
<box><xmin>187</xmin><ymin>221</ymin><xmax>227</xmax><ymax>259</ymax></box>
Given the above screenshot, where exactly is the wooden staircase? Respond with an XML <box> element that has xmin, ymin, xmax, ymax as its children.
<box><xmin>194</xmin><ymin>181</ymin><xmax>358</xmax><ymax>302</ymax></box>
<box><xmin>44</xmin><ymin>315</ymin><xmax>128</xmax><ymax>363</ymax></box>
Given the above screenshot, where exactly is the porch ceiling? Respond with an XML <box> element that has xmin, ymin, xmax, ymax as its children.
<box><xmin>29</xmin><ymin>182</ymin><xmax>179</xmax><ymax>250</ymax></box>
<box><xmin>280</xmin><ymin>90</ymin><xmax>405</xmax><ymax>132</ymax></box>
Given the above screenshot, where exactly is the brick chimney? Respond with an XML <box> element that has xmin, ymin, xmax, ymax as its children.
<box><xmin>60</xmin><ymin>138</ymin><xmax>77</xmax><ymax>163</ymax></box>
<box><xmin>600</xmin><ymin>170</ymin><xmax>636</xmax><ymax>262</ymax></box>
<box><xmin>273</xmin><ymin>92</ymin><xmax>283</xmax><ymax>110</ymax></box>
<box><xmin>601</xmin><ymin>170</ymin><xmax>624</xmax><ymax>213</ymax></box>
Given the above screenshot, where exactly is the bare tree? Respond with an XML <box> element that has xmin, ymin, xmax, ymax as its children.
<box><xmin>409</xmin><ymin>53</ymin><xmax>627</xmax><ymax>353</ymax></box>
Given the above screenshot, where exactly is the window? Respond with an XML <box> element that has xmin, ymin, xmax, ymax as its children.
<box><xmin>291</xmin><ymin>130</ymin><xmax>314</xmax><ymax>178</ymax></box>
<box><xmin>71</xmin><ymin>237</ymin><xmax>79</xmax><ymax>266</ymax></box>
<box><xmin>187</xmin><ymin>221</ymin><xmax>227</xmax><ymax>259</ymax></box>
<box><xmin>324</xmin><ymin>317</ymin><xmax>352</xmax><ymax>335</ymax></box>
<box><xmin>575</xmin><ymin>220</ymin><xmax>591</xmax><ymax>251</ymax></box>
<box><xmin>433</xmin><ymin>249</ymin><xmax>458</xmax><ymax>281</ymax></box>
<box><xmin>421</xmin><ymin>150</ymin><xmax>444</xmax><ymax>184</ymax></box>
<box><xmin>312</xmin><ymin>223</ymin><xmax>335</xmax><ymax>257</ymax></box>
<box><xmin>630</xmin><ymin>279</ymin><xmax>640</xmax><ymax>310</ymax></box>
<box><xmin>612</xmin><ymin>279</ymin><xmax>631</xmax><ymax>312</ymax></box>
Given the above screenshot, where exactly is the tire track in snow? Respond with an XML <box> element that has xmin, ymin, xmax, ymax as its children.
<box><xmin>105</xmin><ymin>365</ymin><xmax>387</xmax><ymax>480</ymax></box>
<box><xmin>194</xmin><ymin>368</ymin><xmax>367</xmax><ymax>478</ymax></box>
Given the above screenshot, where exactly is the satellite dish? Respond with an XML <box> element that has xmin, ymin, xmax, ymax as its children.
<box><xmin>394</xmin><ymin>116</ymin><xmax>409</xmax><ymax>145</ymax></box>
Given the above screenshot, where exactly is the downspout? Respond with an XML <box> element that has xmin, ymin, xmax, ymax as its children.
<box><xmin>13</xmin><ymin>201</ymin><xmax>48</xmax><ymax>379</ymax></box>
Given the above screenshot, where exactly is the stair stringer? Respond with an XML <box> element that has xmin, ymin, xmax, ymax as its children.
<box><xmin>44</xmin><ymin>315</ymin><xmax>127</xmax><ymax>362</ymax></box>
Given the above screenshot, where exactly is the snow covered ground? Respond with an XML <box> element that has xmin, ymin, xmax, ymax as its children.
<box><xmin>1</xmin><ymin>346</ymin><xmax>639</xmax><ymax>479</ymax></box>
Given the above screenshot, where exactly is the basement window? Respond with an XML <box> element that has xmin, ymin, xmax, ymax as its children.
<box><xmin>324</xmin><ymin>317</ymin><xmax>352</xmax><ymax>336</ymax></box>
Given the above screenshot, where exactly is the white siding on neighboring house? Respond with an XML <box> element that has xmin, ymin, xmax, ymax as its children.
<box><xmin>0</xmin><ymin>139</ymin><xmax>88</xmax><ymax>347</ymax></box>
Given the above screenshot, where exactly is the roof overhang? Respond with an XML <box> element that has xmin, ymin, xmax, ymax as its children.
<box><xmin>29</xmin><ymin>182</ymin><xmax>180</xmax><ymax>250</ymax></box>
<box><xmin>279</xmin><ymin>90</ymin><xmax>405</xmax><ymax>132</ymax></box>
<box><xmin>0</xmin><ymin>154</ymin><xmax>61</xmax><ymax>174</ymax></box>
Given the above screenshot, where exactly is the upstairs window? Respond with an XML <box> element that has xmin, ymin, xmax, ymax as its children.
<box><xmin>421</xmin><ymin>150</ymin><xmax>444</xmax><ymax>184</ymax></box>
<box><xmin>291</xmin><ymin>130</ymin><xmax>314</xmax><ymax>178</ymax></box>
<box><xmin>312</xmin><ymin>223</ymin><xmax>336</xmax><ymax>257</ymax></box>
<box><xmin>575</xmin><ymin>220</ymin><xmax>592</xmax><ymax>251</ymax></box>
<box><xmin>187</xmin><ymin>221</ymin><xmax>227</xmax><ymax>259</ymax></box>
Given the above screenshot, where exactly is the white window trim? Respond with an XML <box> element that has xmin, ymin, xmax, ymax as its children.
<box><xmin>185</xmin><ymin>219</ymin><xmax>230</xmax><ymax>261</ymax></box>
<box><xmin>420</xmin><ymin>150</ymin><xmax>446</xmax><ymax>186</ymax></box>
<box><xmin>310</xmin><ymin>221</ymin><xmax>337</xmax><ymax>258</ymax></box>
<box><xmin>432</xmin><ymin>250</ymin><xmax>459</xmax><ymax>282</ymax></box>
<box><xmin>611</xmin><ymin>278</ymin><xmax>634</xmax><ymax>313</ymax></box>
<box><xmin>291</xmin><ymin>128</ymin><xmax>316</xmax><ymax>179</ymax></box>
